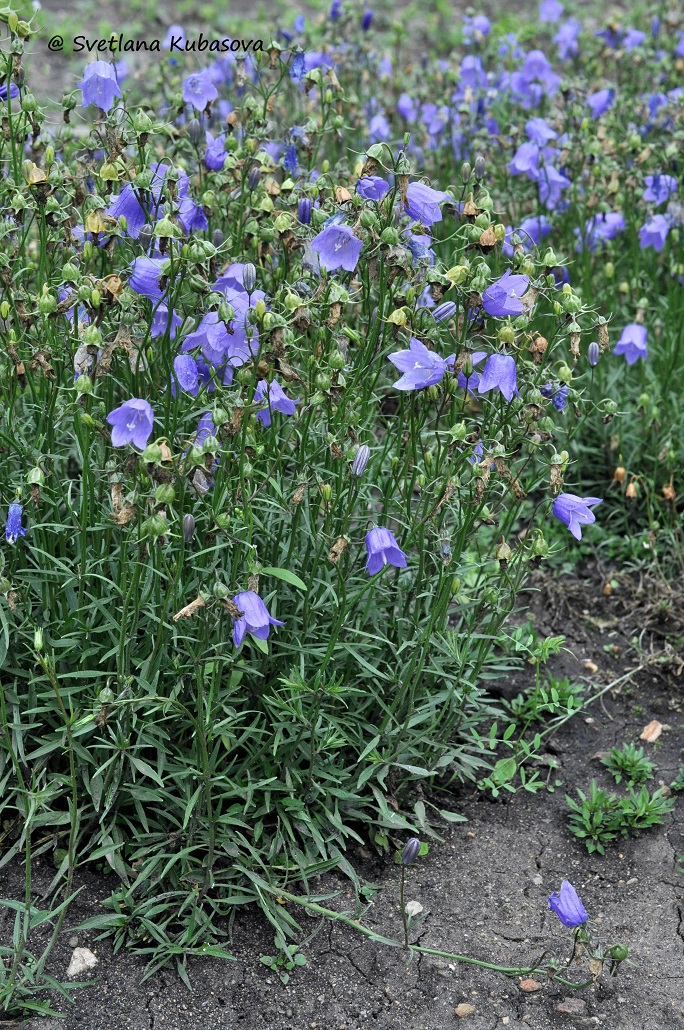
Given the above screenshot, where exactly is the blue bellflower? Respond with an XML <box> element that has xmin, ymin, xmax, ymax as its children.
<box><xmin>482</xmin><ymin>270</ymin><xmax>529</xmax><ymax>317</ymax></box>
<box><xmin>253</xmin><ymin>379</ymin><xmax>298</xmax><ymax>425</ymax></box>
<box><xmin>77</xmin><ymin>61</ymin><xmax>122</xmax><ymax>112</ymax></box>
<box><xmin>5</xmin><ymin>503</ymin><xmax>27</xmax><ymax>544</ymax></box>
<box><xmin>548</xmin><ymin>881</ymin><xmax>588</xmax><ymax>927</ymax></box>
<box><xmin>552</xmin><ymin>493</ymin><xmax>602</xmax><ymax>540</ymax></box>
<box><xmin>405</xmin><ymin>182</ymin><xmax>452</xmax><ymax>226</ymax></box>
<box><xmin>613</xmin><ymin>324</ymin><xmax>647</xmax><ymax>365</ymax></box>
<box><xmin>477</xmin><ymin>353</ymin><xmax>519</xmax><ymax>402</ymax></box>
<box><xmin>310</xmin><ymin>223</ymin><xmax>362</xmax><ymax>272</ymax></box>
<box><xmin>231</xmin><ymin>591</ymin><xmax>284</xmax><ymax>648</ymax></box>
<box><xmin>106</xmin><ymin>398</ymin><xmax>155</xmax><ymax>450</ymax></box>
<box><xmin>182</xmin><ymin>71</ymin><xmax>218</xmax><ymax>111</ymax></box>
<box><xmin>388</xmin><ymin>338</ymin><xmax>455</xmax><ymax>391</ymax></box>
<box><xmin>365</xmin><ymin>527</ymin><xmax>408</xmax><ymax>575</ymax></box>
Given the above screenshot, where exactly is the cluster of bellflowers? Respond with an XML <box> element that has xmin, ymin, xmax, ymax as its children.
<box><xmin>4</xmin><ymin>0</ymin><xmax>681</xmax><ymax>635</ymax></box>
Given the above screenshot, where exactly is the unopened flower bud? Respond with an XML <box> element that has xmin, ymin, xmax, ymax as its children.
<box><xmin>474</xmin><ymin>154</ymin><xmax>486</xmax><ymax>179</ymax></box>
<box><xmin>183</xmin><ymin>513</ymin><xmax>196</xmax><ymax>542</ymax></box>
<box><xmin>588</xmin><ymin>342</ymin><xmax>600</xmax><ymax>367</ymax></box>
<box><xmin>298</xmin><ymin>197</ymin><xmax>312</xmax><ymax>224</ymax></box>
<box><xmin>138</xmin><ymin>224</ymin><xmax>154</xmax><ymax>249</ymax></box>
<box><xmin>460</xmin><ymin>161</ymin><xmax>471</xmax><ymax>182</ymax></box>
<box><xmin>247</xmin><ymin>166</ymin><xmax>262</xmax><ymax>190</ymax></box>
<box><xmin>433</xmin><ymin>301</ymin><xmax>456</xmax><ymax>323</ymax></box>
<box><xmin>187</xmin><ymin>118</ymin><xmax>202</xmax><ymax>143</ymax></box>
<box><xmin>351</xmin><ymin>444</ymin><xmax>370</xmax><ymax>477</ymax></box>
<box><xmin>212</xmin><ymin>228</ymin><xmax>224</xmax><ymax>248</ymax></box>
<box><xmin>243</xmin><ymin>262</ymin><xmax>257</xmax><ymax>293</ymax></box>
<box><xmin>401</xmin><ymin>838</ymin><xmax>421</xmax><ymax>865</ymax></box>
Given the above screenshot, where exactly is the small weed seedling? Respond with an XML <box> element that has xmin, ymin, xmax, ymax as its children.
<box><xmin>260</xmin><ymin>940</ymin><xmax>307</xmax><ymax>985</ymax></box>
<box><xmin>601</xmin><ymin>742</ymin><xmax>656</xmax><ymax>786</ymax></box>
<box><xmin>566</xmin><ymin>780</ymin><xmax>675</xmax><ymax>854</ymax></box>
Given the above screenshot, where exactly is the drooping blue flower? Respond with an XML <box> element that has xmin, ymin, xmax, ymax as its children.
<box><xmin>369</xmin><ymin>113</ymin><xmax>391</xmax><ymax>143</ymax></box>
<box><xmin>129</xmin><ymin>257</ymin><xmax>167</xmax><ymax>300</ymax></box>
<box><xmin>388</xmin><ymin>338</ymin><xmax>455</xmax><ymax>391</ymax></box>
<box><xmin>482</xmin><ymin>270</ymin><xmax>529</xmax><ymax>317</ymax></box>
<box><xmin>253</xmin><ymin>379</ymin><xmax>297</xmax><ymax>426</ymax></box>
<box><xmin>509</xmin><ymin>142</ymin><xmax>540</xmax><ymax>178</ymax></box>
<box><xmin>575</xmin><ymin>211</ymin><xmax>625</xmax><ymax>251</ymax></box>
<box><xmin>477</xmin><ymin>354</ymin><xmax>519</xmax><ymax>402</ymax></box>
<box><xmin>310</xmin><ymin>223</ymin><xmax>362</xmax><ymax>272</ymax></box>
<box><xmin>552</xmin><ymin>493</ymin><xmax>602</xmax><ymax>540</ymax></box>
<box><xmin>106</xmin><ymin>398</ymin><xmax>155</xmax><ymax>450</ymax></box>
<box><xmin>77</xmin><ymin>61</ymin><xmax>123</xmax><ymax>112</ymax></box>
<box><xmin>357</xmin><ymin>175</ymin><xmax>389</xmax><ymax>201</ymax></box>
<box><xmin>5</xmin><ymin>503</ymin><xmax>27</xmax><ymax>545</ymax></box>
<box><xmin>173</xmin><ymin>354</ymin><xmax>200</xmax><ymax>397</ymax></box>
<box><xmin>541</xmin><ymin>381</ymin><xmax>569</xmax><ymax>411</ymax></box>
<box><xmin>151</xmin><ymin>304</ymin><xmax>182</xmax><ymax>340</ymax></box>
<box><xmin>163</xmin><ymin>25</ymin><xmax>186</xmax><ymax>50</ymax></box>
<box><xmin>462</xmin><ymin>14</ymin><xmax>491</xmax><ymax>42</ymax></box>
<box><xmin>405</xmin><ymin>182</ymin><xmax>452</xmax><ymax>226</ymax></box>
<box><xmin>290</xmin><ymin>52</ymin><xmax>306</xmax><ymax>82</ymax></box>
<box><xmin>397</xmin><ymin>93</ymin><xmax>417</xmax><ymax>120</ymax></box>
<box><xmin>205</xmin><ymin>131</ymin><xmax>227</xmax><ymax>171</ymax></box>
<box><xmin>538</xmin><ymin>164</ymin><xmax>572</xmax><ymax>210</ymax></box>
<box><xmin>554</xmin><ymin>18</ymin><xmax>581</xmax><ymax>59</ymax></box>
<box><xmin>623</xmin><ymin>28</ymin><xmax>646</xmax><ymax>51</ymax></box>
<box><xmin>457</xmin><ymin>351</ymin><xmax>488</xmax><ymax>394</ymax></box>
<box><xmin>283</xmin><ymin>144</ymin><xmax>298</xmax><ymax>174</ymax></box>
<box><xmin>403</xmin><ymin>231</ymin><xmax>435</xmax><ymax>265</ymax></box>
<box><xmin>526</xmin><ymin>117</ymin><xmax>557</xmax><ymax>145</ymax></box>
<box><xmin>587</xmin><ymin>89</ymin><xmax>614</xmax><ymax>119</ymax></box>
<box><xmin>643</xmin><ymin>174</ymin><xmax>677</xmax><ymax>205</ymax></box>
<box><xmin>0</xmin><ymin>83</ymin><xmax>19</xmax><ymax>102</ymax></box>
<box><xmin>231</xmin><ymin>591</ymin><xmax>284</xmax><ymax>648</ymax></box>
<box><xmin>106</xmin><ymin>184</ymin><xmax>148</xmax><ymax>239</ymax></box>
<box><xmin>362</xmin><ymin>9</ymin><xmax>373</xmax><ymax>31</ymax></box>
<box><xmin>613</xmin><ymin>324</ymin><xmax>648</xmax><ymax>365</ymax></box>
<box><xmin>639</xmin><ymin>214</ymin><xmax>669</xmax><ymax>252</ymax></box>
<box><xmin>502</xmin><ymin>215</ymin><xmax>551</xmax><ymax>256</ymax></box>
<box><xmin>548</xmin><ymin>881</ymin><xmax>588</xmax><ymax>927</ymax></box>
<box><xmin>182</xmin><ymin>71</ymin><xmax>218</xmax><ymax>112</ymax></box>
<box><xmin>539</xmin><ymin>0</ymin><xmax>563</xmax><ymax>23</ymax></box>
<box><xmin>330</xmin><ymin>0</ymin><xmax>342</xmax><ymax>19</ymax></box>
<box><xmin>365</xmin><ymin>527</ymin><xmax>408</xmax><ymax>575</ymax></box>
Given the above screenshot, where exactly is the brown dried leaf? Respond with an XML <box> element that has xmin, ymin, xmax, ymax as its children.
<box><xmin>640</xmin><ymin>720</ymin><xmax>663</xmax><ymax>743</ymax></box>
<box><xmin>173</xmin><ymin>595</ymin><xmax>206</xmax><ymax>622</ymax></box>
<box><xmin>291</xmin><ymin>483</ymin><xmax>307</xmax><ymax>505</ymax></box>
<box><xmin>328</xmin><ymin>536</ymin><xmax>349</xmax><ymax>564</ymax></box>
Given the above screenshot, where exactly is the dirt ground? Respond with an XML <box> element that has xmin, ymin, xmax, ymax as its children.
<box><xmin>2</xmin><ymin>562</ymin><xmax>684</xmax><ymax>1030</ymax></box>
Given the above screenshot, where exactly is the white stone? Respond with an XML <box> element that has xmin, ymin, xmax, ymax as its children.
<box><xmin>66</xmin><ymin>947</ymin><xmax>98</xmax><ymax>977</ymax></box>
